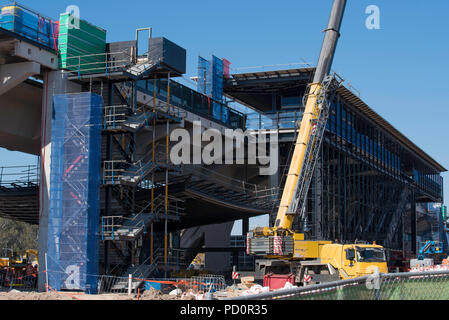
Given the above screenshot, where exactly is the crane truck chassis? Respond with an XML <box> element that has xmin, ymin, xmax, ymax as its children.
<box><xmin>247</xmin><ymin>236</ymin><xmax>388</xmax><ymax>287</ymax></box>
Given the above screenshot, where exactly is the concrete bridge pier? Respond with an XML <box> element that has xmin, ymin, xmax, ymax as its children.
<box><xmin>37</xmin><ymin>71</ymin><xmax>81</xmax><ymax>292</ymax></box>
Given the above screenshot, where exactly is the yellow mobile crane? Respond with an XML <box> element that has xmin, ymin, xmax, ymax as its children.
<box><xmin>247</xmin><ymin>0</ymin><xmax>388</xmax><ymax>287</ymax></box>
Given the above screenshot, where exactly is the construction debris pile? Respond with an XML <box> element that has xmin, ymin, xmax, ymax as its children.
<box><xmin>410</xmin><ymin>258</ymin><xmax>449</xmax><ymax>272</ymax></box>
<box><xmin>141</xmin><ymin>275</ymin><xmax>296</xmax><ymax>300</ymax></box>
<box><xmin>0</xmin><ymin>274</ymin><xmax>297</xmax><ymax>300</ymax></box>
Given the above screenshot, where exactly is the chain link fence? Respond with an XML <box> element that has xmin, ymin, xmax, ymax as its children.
<box><xmin>229</xmin><ymin>270</ymin><xmax>449</xmax><ymax>300</ymax></box>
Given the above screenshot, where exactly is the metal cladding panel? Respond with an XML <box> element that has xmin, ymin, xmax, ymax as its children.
<box><xmin>48</xmin><ymin>92</ymin><xmax>102</xmax><ymax>294</ymax></box>
<box><xmin>106</xmin><ymin>40</ymin><xmax>136</xmax><ymax>67</ymax></box>
<box><xmin>107</xmin><ymin>40</ymin><xmax>136</xmax><ymax>56</ymax></box>
<box><xmin>149</xmin><ymin>37</ymin><xmax>186</xmax><ymax>75</ymax></box>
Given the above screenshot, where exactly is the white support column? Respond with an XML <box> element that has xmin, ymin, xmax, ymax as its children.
<box><xmin>128</xmin><ymin>274</ymin><xmax>132</xmax><ymax>295</ymax></box>
<box><xmin>38</xmin><ymin>70</ymin><xmax>81</xmax><ymax>292</ymax></box>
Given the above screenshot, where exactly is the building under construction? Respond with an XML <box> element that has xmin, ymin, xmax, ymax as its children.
<box><xmin>224</xmin><ymin>69</ymin><xmax>445</xmax><ymax>253</ymax></box>
<box><xmin>0</xmin><ymin>2</ymin><xmax>445</xmax><ymax>293</ymax></box>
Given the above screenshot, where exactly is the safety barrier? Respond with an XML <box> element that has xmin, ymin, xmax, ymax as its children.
<box><xmin>38</xmin><ymin>268</ymin><xmax>224</xmax><ymax>296</ymax></box>
<box><xmin>6</xmin><ymin>269</ymin><xmax>449</xmax><ymax>300</ymax></box>
<box><xmin>1</xmin><ymin>267</ymin><xmax>226</xmax><ymax>297</ymax></box>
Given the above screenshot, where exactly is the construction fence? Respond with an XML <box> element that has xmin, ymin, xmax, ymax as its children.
<box><xmin>0</xmin><ymin>268</ymin><xmax>227</xmax><ymax>297</ymax></box>
<box><xmin>4</xmin><ymin>268</ymin><xmax>449</xmax><ymax>300</ymax></box>
<box><xmin>97</xmin><ymin>274</ymin><xmax>226</xmax><ymax>295</ymax></box>
<box><xmin>230</xmin><ymin>269</ymin><xmax>449</xmax><ymax>301</ymax></box>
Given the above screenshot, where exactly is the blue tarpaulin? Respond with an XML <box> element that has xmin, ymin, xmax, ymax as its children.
<box><xmin>47</xmin><ymin>92</ymin><xmax>102</xmax><ymax>294</ymax></box>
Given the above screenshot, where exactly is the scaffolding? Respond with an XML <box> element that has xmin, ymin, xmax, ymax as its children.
<box><xmin>47</xmin><ymin>92</ymin><xmax>102</xmax><ymax>293</ymax></box>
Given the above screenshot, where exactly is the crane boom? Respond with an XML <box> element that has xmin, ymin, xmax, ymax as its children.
<box><xmin>245</xmin><ymin>1</ymin><xmax>390</xmax><ymax>287</ymax></box>
<box><xmin>275</xmin><ymin>0</ymin><xmax>346</xmax><ymax>231</ymax></box>
<box><xmin>248</xmin><ymin>0</ymin><xmax>347</xmax><ymax>258</ymax></box>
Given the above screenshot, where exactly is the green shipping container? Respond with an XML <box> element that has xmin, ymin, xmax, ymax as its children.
<box><xmin>58</xmin><ymin>13</ymin><xmax>107</xmax><ymax>74</ymax></box>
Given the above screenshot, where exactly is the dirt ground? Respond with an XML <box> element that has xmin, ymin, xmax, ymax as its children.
<box><xmin>0</xmin><ymin>288</ymin><xmax>196</xmax><ymax>300</ymax></box>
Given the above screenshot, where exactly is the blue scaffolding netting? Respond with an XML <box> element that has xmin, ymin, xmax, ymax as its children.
<box><xmin>197</xmin><ymin>55</ymin><xmax>228</xmax><ymax>123</ymax></box>
<box><xmin>47</xmin><ymin>92</ymin><xmax>102</xmax><ymax>294</ymax></box>
<box><xmin>197</xmin><ymin>55</ymin><xmax>210</xmax><ymax>96</ymax></box>
<box><xmin>0</xmin><ymin>3</ymin><xmax>59</xmax><ymax>50</ymax></box>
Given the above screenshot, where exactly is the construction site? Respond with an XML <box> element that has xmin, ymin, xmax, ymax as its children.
<box><xmin>0</xmin><ymin>0</ymin><xmax>448</xmax><ymax>302</ymax></box>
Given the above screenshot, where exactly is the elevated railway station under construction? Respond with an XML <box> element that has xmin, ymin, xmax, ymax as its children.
<box><xmin>0</xmin><ymin>2</ymin><xmax>446</xmax><ymax>294</ymax></box>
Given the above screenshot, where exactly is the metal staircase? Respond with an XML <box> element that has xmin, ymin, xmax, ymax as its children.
<box><xmin>174</xmin><ymin>165</ymin><xmax>279</xmax><ymax>212</ymax></box>
<box><xmin>125</xmin><ymin>57</ymin><xmax>159</xmax><ymax>80</ymax></box>
<box><xmin>102</xmin><ymin>194</ymin><xmax>185</xmax><ymax>241</ymax></box>
<box><xmin>104</xmin><ymin>104</ymin><xmax>155</xmax><ymax>133</ymax></box>
<box><xmin>103</xmin><ymin>150</ymin><xmax>160</xmax><ymax>186</ymax></box>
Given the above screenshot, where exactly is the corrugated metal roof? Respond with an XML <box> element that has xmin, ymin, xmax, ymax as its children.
<box><xmin>231</xmin><ymin>67</ymin><xmax>315</xmax><ymax>81</ymax></box>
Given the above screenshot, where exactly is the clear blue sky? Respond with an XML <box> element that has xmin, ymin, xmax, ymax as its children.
<box><xmin>2</xmin><ymin>0</ymin><xmax>448</xmax><ymax>233</ymax></box>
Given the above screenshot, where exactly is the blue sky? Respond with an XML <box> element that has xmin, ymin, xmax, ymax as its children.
<box><xmin>2</xmin><ymin>0</ymin><xmax>448</xmax><ymax>233</ymax></box>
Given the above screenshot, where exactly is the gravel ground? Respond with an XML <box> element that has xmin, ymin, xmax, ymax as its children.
<box><xmin>0</xmin><ymin>289</ymin><xmax>196</xmax><ymax>300</ymax></box>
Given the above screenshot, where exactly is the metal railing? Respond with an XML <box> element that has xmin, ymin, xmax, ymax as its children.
<box><xmin>101</xmin><ymin>194</ymin><xmax>185</xmax><ymax>240</ymax></box>
<box><xmin>246</xmin><ymin>110</ymin><xmax>303</xmax><ymax>131</ymax></box>
<box><xmin>63</xmin><ymin>50</ymin><xmax>134</xmax><ymax>77</ymax></box>
<box><xmin>177</xmin><ymin>164</ymin><xmax>280</xmax><ymax>206</ymax></box>
<box><xmin>189</xmin><ymin>275</ymin><xmax>226</xmax><ymax>293</ymax></box>
<box><xmin>102</xmin><ymin>148</ymin><xmax>165</xmax><ymax>186</ymax></box>
<box><xmin>185</xmin><ymin>165</ymin><xmax>279</xmax><ymax>198</ymax></box>
<box><xmin>136</xmin><ymin>79</ymin><xmax>246</xmax><ymax>129</ymax></box>
<box><xmin>97</xmin><ymin>274</ymin><xmax>130</xmax><ymax>294</ymax></box>
<box><xmin>117</xmin><ymin>82</ymin><xmax>188</xmax><ymax>123</ymax></box>
<box><xmin>0</xmin><ymin>165</ymin><xmax>39</xmax><ymax>189</ymax></box>
<box><xmin>103</xmin><ymin>105</ymin><xmax>132</xmax><ymax>129</ymax></box>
